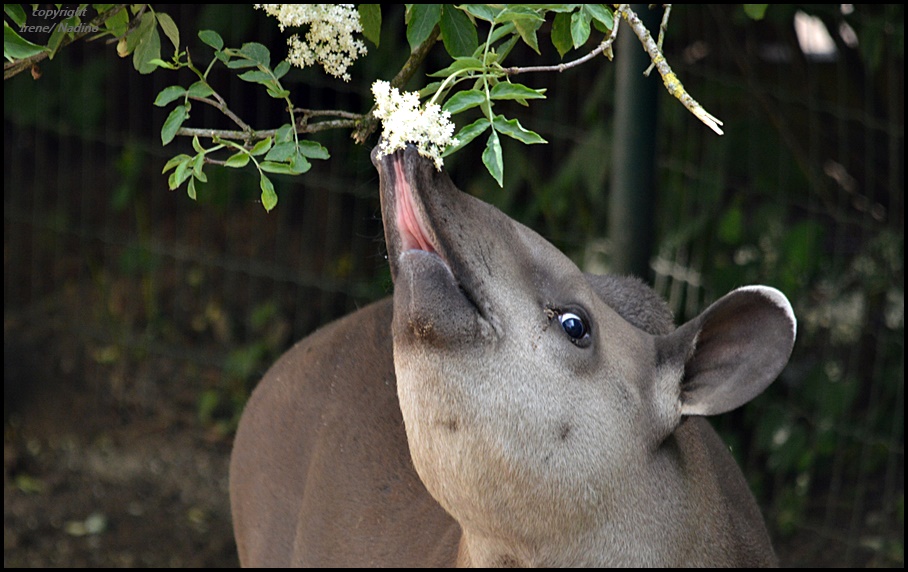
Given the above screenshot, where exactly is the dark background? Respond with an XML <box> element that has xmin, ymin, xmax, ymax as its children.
<box><xmin>4</xmin><ymin>4</ymin><xmax>903</xmax><ymax>566</ymax></box>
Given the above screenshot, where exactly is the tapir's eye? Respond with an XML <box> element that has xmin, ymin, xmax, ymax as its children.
<box><xmin>558</xmin><ymin>312</ymin><xmax>589</xmax><ymax>343</ymax></box>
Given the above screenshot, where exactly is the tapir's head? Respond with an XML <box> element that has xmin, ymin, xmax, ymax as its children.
<box><xmin>373</xmin><ymin>146</ymin><xmax>796</xmax><ymax>546</ymax></box>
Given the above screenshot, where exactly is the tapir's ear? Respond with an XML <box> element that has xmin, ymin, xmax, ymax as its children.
<box><xmin>656</xmin><ymin>286</ymin><xmax>797</xmax><ymax>417</ymax></box>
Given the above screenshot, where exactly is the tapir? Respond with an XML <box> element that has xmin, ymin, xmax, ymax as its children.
<box><xmin>229</xmin><ymin>145</ymin><xmax>796</xmax><ymax>567</ymax></box>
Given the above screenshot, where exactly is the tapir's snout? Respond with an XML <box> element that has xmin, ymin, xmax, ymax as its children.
<box><xmin>375</xmin><ymin>145</ymin><xmax>501</xmax><ymax>347</ymax></box>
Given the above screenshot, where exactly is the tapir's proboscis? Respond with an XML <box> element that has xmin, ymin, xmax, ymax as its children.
<box><xmin>230</xmin><ymin>146</ymin><xmax>796</xmax><ymax>567</ymax></box>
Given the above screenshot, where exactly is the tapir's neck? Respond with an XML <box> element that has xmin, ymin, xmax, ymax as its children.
<box><xmin>454</xmin><ymin>514</ymin><xmax>680</xmax><ymax>567</ymax></box>
<box><xmin>451</xmin><ymin>453</ymin><xmax>691</xmax><ymax>567</ymax></box>
<box><xmin>455</xmin><ymin>527</ymin><xmax>608</xmax><ymax>567</ymax></box>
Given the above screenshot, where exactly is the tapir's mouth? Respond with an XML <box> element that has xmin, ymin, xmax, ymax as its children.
<box><xmin>373</xmin><ymin>145</ymin><xmax>495</xmax><ymax>336</ymax></box>
<box><xmin>390</xmin><ymin>153</ymin><xmax>439</xmax><ymax>256</ymax></box>
<box><xmin>374</xmin><ymin>146</ymin><xmax>451</xmax><ymax>277</ymax></box>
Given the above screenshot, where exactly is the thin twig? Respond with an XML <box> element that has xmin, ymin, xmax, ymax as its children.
<box><xmin>616</xmin><ymin>4</ymin><xmax>723</xmax><ymax>135</ymax></box>
<box><xmin>503</xmin><ymin>17</ymin><xmax>620</xmax><ymax>76</ymax></box>
<box><xmin>294</xmin><ymin>109</ymin><xmax>363</xmax><ymax>134</ymax></box>
<box><xmin>175</xmin><ymin>127</ymin><xmax>252</xmax><ymax>141</ymax></box>
<box><xmin>176</xmin><ymin>119</ymin><xmax>360</xmax><ymax>143</ymax></box>
<box><xmin>188</xmin><ymin>95</ymin><xmax>253</xmax><ymax>135</ymax></box>
<box><xmin>292</xmin><ymin>108</ymin><xmax>362</xmax><ymax>120</ymax></box>
<box><xmin>643</xmin><ymin>5</ymin><xmax>671</xmax><ymax>77</ymax></box>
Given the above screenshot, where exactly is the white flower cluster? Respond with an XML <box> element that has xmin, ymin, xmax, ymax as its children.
<box><xmin>371</xmin><ymin>81</ymin><xmax>459</xmax><ymax>171</ymax></box>
<box><xmin>255</xmin><ymin>4</ymin><xmax>367</xmax><ymax>81</ymax></box>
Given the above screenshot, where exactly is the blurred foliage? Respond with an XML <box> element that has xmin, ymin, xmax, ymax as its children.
<box><xmin>198</xmin><ymin>301</ymin><xmax>289</xmax><ymax>436</ymax></box>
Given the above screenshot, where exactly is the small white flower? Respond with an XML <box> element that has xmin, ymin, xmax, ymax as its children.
<box><xmin>256</xmin><ymin>4</ymin><xmax>367</xmax><ymax>81</ymax></box>
<box><xmin>371</xmin><ymin>80</ymin><xmax>459</xmax><ymax>171</ymax></box>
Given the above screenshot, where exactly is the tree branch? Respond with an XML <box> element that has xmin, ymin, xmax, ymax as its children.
<box><xmin>176</xmin><ymin>119</ymin><xmax>360</xmax><ymax>144</ymax></box>
<box><xmin>503</xmin><ymin>16</ymin><xmax>620</xmax><ymax>76</ymax></box>
<box><xmin>188</xmin><ymin>95</ymin><xmax>253</xmax><ymax>135</ymax></box>
<box><xmin>616</xmin><ymin>4</ymin><xmax>724</xmax><ymax>135</ymax></box>
<box><xmin>643</xmin><ymin>5</ymin><xmax>672</xmax><ymax>77</ymax></box>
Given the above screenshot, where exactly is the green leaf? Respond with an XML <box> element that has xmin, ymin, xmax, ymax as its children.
<box><xmin>513</xmin><ymin>18</ymin><xmax>541</xmax><ymax>54</ymax></box>
<box><xmin>290</xmin><ymin>152</ymin><xmax>312</xmax><ymax>174</ymax></box>
<box><xmin>161</xmin><ymin>104</ymin><xmax>189</xmax><ymax>145</ymax></box>
<box><xmin>46</xmin><ymin>16</ymin><xmax>70</xmax><ymax>58</ymax></box>
<box><xmin>238</xmin><ymin>70</ymin><xmax>272</xmax><ymax>83</ymax></box>
<box><xmin>482</xmin><ymin>130</ymin><xmax>504</xmax><ymax>187</ymax></box>
<box><xmin>125</xmin><ymin>11</ymin><xmax>147</xmax><ymax>53</ymax></box>
<box><xmin>192</xmin><ymin>136</ymin><xmax>205</xmax><ymax>154</ymax></box>
<box><xmin>192</xmin><ymin>152</ymin><xmax>207</xmax><ymax>181</ymax></box>
<box><xmin>551</xmin><ymin>12</ymin><xmax>573</xmax><ymax>57</ymax></box>
<box><xmin>492</xmin><ymin>34</ymin><xmax>519</xmax><ymax>63</ymax></box>
<box><xmin>418</xmin><ymin>81</ymin><xmax>443</xmax><ymax>98</ymax></box>
<box><xmin>582</xmin><ymin>5</ymin><xmax>614</xmax><ymax>31</ymax></box>
<box><xmin>154</xmin><ymin>85</ymin><xmax>187</xmax><ymax>107</ymax></box>
<box><xmin>224</xmin><ymin>151</ymin><xmax>250</xmax><ymax>168</ymax></box>
<box><xmin>492</xmin><ymin>115</ymin><xmax>547</xmax><ymax>145</ymax></box>
<box><xmin>442</xmin><ymin>117</ymin><xmax>490</xmax><ymax>156</ymax></box>
<box><xmin>155</xmin><ymin>12</ymin><xmax>179</xmax><ymax>51</ymax></box>
<box><xmin>265</xmin><ymin>85</ymin><xmax>290</xmax><ymax>99</ymax></box>
<box><xmin>273</xmin><ymin>60</ymin><xmax>290</xmax><ymax>80</ymax></box>
<box><xmin>4</xmin><ymin>5</ymin><xmax>27</xmax><ymax>28</ymax></box>
<box><xmin>260</xmin><ymin>175</ymin><xmax>277</xmax><ymax>211</ymax></box>
<box><xmin>427</xmin><ymin>56</ymin><xmax>484</xmax><ymax>78</ymax></box>
<box><xmin>407</xmin><ymin>4</ymin><xmax>441</xmax><ymax>51</ymax></box>
<box><xmin>187</xmin><ymin>80</ymin><xmax>214</xmax><ymax>98</ymax></box>
<box><xmin>297</xmin><ymin>140</ymin><xmax>330</xmax><ymax>159</ymax></box>
<box><xmin>358</xmin><ymin>4</ymin><xmax>381</xmax><ymax>46</ymax></box>
<box><xmin>105</xmin><ymin>8</ymin><xmax>130</xmax><ymax>38</ymax></box>
<box><xmin>570</xmin><ymin>10</ymin><xmax>592</xmax><ymax>49</ymax></box>
<box><xmin>743</xmin><ymin>4</ymin><xmax>769</xmax><ymax>20</ymax></box>
<box><xmin>459</xmin><ymin>4</ymin><xmax>504</xmax><ymax>23</ymax></box>
<box><xmin>162</xmin><ymin>154</ymin><xmax>192</xmax><ymax>173</ymax></box>
<box><xmin>147</xmin><ymin>58</ymin><xmax>177</xmax><ymax>70</ymax></box>
<box><xmin>240</xmin><ymin>42</ymin><xmax>270</xmax><ymax>67</ymax></box>
<box><xmin>225</xmin><ymin>58</ymin><xmax>258</xmax><ymax>69</ymax></box>
<box><xmin>482</xmin><ymin>21</ymin><xmax>516</xmax><ymax>51</ymax></box>
<box><xmin>170</xmin><ymin>156</ymin><xmax>193</xmax><ymax>189</ymax></box>
<box><xmin>489</xmin><ymin>82</ymin><xmax>546</xmax><ymax>101</ymax></box>
<box><xmin>198</xmin><ymin>30</ymin><xmax>223</xmax><ymax>51</ymax></box>
<box><xmin>275</xmin><ymin>124</ymin><xmax>295</xmax><ymax>143</ymax></box>
<box><xmin>187</xmin><ymin>176</ymin><xmax>197</xmax><ymax>200</ymax></box>
<box><xmin>443</xmin><ymin>89</ymin><xmax>485</xmax><ymax>114</ymax></box>
<box><xmin>250</xmin><ymin>137</ymin><xmax>273</xmax><ymax>156</ymax></box>
<box><xmin>494</xmin><ymin>6</ymin><xmax>544</xmax><ymax>25</ymax></box>
<box><xmin>439</xmin><ymin>6</ymin><xmax>478</xmax><ymax>58</ymax></box>
<box><xmin>133</xmin><ymin>13</ymin><xmax>162</xmax><ymax>74</ymax></box>
<box><xmin>4</xmin><ymin>24</ymin><xmax>48</xmax><ymax>60</ymax></box>
<box><xmin>260</xmin><ymin>161</ymin><xmax>296</xmax><ymax>174</ymax></box>
<box><xmin>264</xmin><ymin>142</ymin><xmax>296</xmax><ymax>162</ymax></box>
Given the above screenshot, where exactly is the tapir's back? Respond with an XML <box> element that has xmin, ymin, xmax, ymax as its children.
<box><xmin>229</xmin><ymin>298</ymin><xmax>459</xmax><ymax>566</ymax></box>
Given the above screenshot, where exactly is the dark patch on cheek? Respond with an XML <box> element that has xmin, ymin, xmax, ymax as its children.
<box><xmin>441</xmin><ymin>418</ymin><xmax>459</xmax><ymax>432</ymax></box>
<box><xmin>408</xmin><ymin>317</ymin><xmax>436</xmax><ymax>341</ymax></box>
<box><xmin>558</xmin><ymin>422</ymin><xmax>572</xmax><ymax>441</ymax></box>
<box><xmin>493</xmin><ymin>553</ymin><xmax>523</xmax><ymax>567</ymax></box>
